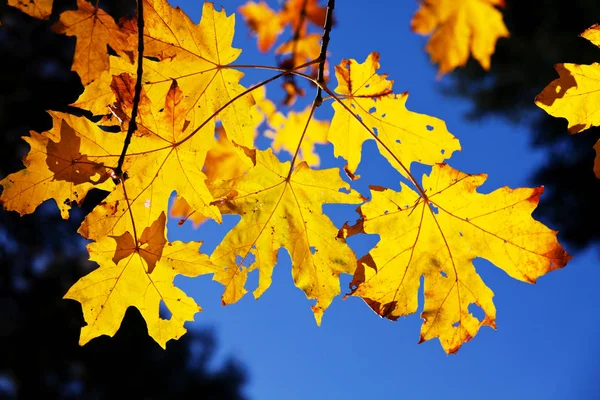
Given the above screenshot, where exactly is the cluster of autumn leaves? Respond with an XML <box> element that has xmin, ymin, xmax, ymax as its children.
<box><xmin>0</xmin><ymin>0</ymin><xmax>579</xmax><ymax>354</ymax></box>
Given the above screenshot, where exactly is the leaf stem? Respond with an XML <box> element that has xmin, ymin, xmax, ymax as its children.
<box><xmin>113</xmin><ymin>0</ymin><xmax>144</xmax><ymax>184</ymax></box>
<box><xmin>286</xmin><ymin>99</ymin><xmax>318</xmax><ymax>180</ymax></box>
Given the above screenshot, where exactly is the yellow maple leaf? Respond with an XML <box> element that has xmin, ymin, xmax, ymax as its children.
<box><xmin>582</xmin><ymin>24</ymin><xmax>600</xmax><ymax>46</ymax></box>
<box><xmin>239</xmin><ymin>1</ymin><xmax>283</xmax><ymax>52</ymax></box>
<box><xmin>535</xmin><ymin>24</ymin><xmax>600</xmax><ymax>176</ymax></box>
<box><xmin>8</xmin><ymin>0</ymin><xmax>53</xmax><ymax>19</ymax></box>
<box><xmin>535</xmin><ymin>24</ymin><xmax>600</xmax><ymax>134</ymax></box>
<box><xmin>210</xmin><ymin>149</ymin><xmax>363</xmax><ymax>324</ymax></box>
<box><xmin>52</xmin><ymin>0</ymin><xmax>133</xmax><ymax>85</ymax></box>
<box><xmin>0</xmin><ymin>112</ymin><xmax>119</xmax><ymax>218</ymax></box>
<box><xmin>348</xmin><ymin>164</ymin><xmax>570</xmax><ymax>353</ymax></box>
<box><xmin>170</xmin><ymin>85</ymin><xmax>275</xmax><ymax>228</ymax></box>
<box><xmin>170</xmin><ymin>126</ymin><xmax>253</xmax><ymax>227</ymax></box>
<box><xmin>67</xmin><ymin>212</ymin><xmax>216</xmax><ymax>348</ymax></box>
<box><xmin>112</xmin><ymin>1</ymin><xmax>255</xmax><ymax>149</ymax></box>
<box><xmin>411</xmin><ymin>0</ymin><xmax>509</xmax><ymax>75</ymax></box>
<box><xmin>329</xmin><ymin>52</ymin><xmax>460</xmax><ymax>176</ymax></box>
<box><xmin>266</xmin><ymin>106</ymin><xmax>329</xmax><ymax>167</ymax></box>
<box><xmin>70</xmin><ymin>70</ymin><xmax>116</xmax><ymax>117</ymax></box>
<box><xmin>79</xmin><ymin>74</ymin><xmax>219</xmax><ymax>241</ymax></box>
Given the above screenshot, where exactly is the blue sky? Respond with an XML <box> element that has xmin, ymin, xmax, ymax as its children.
<box><xmin>165</xmin><ymin>1</ymin><xmax>600</xmax><ymax>399</ymax></box>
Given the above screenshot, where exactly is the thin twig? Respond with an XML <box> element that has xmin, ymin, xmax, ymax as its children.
<box><xmin>285</xmin><ymin>0</ymin><xmax>335</xmax><ymax>174</ymax></box>
<box><xmin>315</xmin><ymin>0</ymin><xmax>334</xmax><ymax>107</ymax></box>
<box><xmin>113</xmin><ymin>0</ymin><xmax>144</xmax><ymax>184</ymax></box>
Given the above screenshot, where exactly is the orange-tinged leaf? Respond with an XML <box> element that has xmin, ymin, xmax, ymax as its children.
<box><xmin>280</xmin><ymin>0</ymin><xmax>327</xmax><ymax>32</ymax></box>
<box><xmin>210</xmin><ymin>149</ymin><xmax>363</xmax><ymax>324</ymax></box>
<box><xmin>239</xmin><ymin>1</ymin><xmax>283</xmax><ymax>52</ymax></box>
<box><xmin>411</xmin><ymin>0</ymin><xmax>509</xmax><ymax>75</ymax></box>
<box><xmin>0</xmin><ymin>112</ymin><xmax>120</xmax><ymax>219</ymax></box>
<box><xmin>350</xmin><ymin>164</ymin><xmax>570</xmax><ymax>353</ymax></box>
<box><xmin>67</xmin><ymin>212</ymin><xmax>217</xmax><ymax>348</ymax></box>
<box><xmin>581</xmin><ymin>24</ymin><xmax>600</xmax><ymax>47</ymax></box>
<box><xmin>112</xmin><ymin>1</ymin><xmax>256</xmax><ymax>149</ymax></box>
<box><xmin>79</xmin><ymin>75</ymin><xmax>219</xmax><ymax>241</ymax></box>
<box><xmin>266</xmin><ymin>106</ymin><xmax>329</xmax><ymax>167</ymax></box>
<box><xmin>329</xmin><ymin>53</ymin><xmax>460</xmax><ymax>176</ymax></box>
<box><xmin>52</xmin><ymin>0</ymin><xmax>133</xmax><ymax>85</ymax></box>
<box><xmin>8</xmin><ymin>0</ymin><xmax>53</xmax><ymax>19</ymax></box>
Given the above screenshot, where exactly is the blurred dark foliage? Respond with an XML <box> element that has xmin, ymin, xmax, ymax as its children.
<box><xmin>447</xmin><ymin>0</ymin><xmax>600</xmax><ymax>251</ymax></box>
<box><xmin>0</xmin><ymin>1</ymin><xmax>247</xmax><ymax>399</ymax></box>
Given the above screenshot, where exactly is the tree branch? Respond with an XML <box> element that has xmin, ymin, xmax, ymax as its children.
<box><xmin>315</xmin><ymin>0</ymin><xmax>334</xmax><ymax>107</ymax></box>
<box><xmin>113</xmin><ymin>0</ymin><xmax>144</xmax><ymax>184</ymax></box>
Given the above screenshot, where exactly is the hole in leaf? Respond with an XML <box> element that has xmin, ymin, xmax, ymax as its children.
<box><xmin>395</xmin><ymin>139</ymin><xmax>401</xmax><ymax>144</ymax></box>
<box><xmin>426</xmin><ymin>125</ymin><xmax>434</xmax><ymax>131</ymax></box>
<box><xmin>381</xmin><ymin>113</ymin><xmax>387</xmax><ymax>118</ymax></box>
<box><xmin>459</xmin><ymin>232</ymin><xmax>463</xmax><ymax>237</ymax></box>
<box><xmin>107</xmin><ymin>45</ymin><xmax>117</xmax><ymax>56</ymax></box>
<box><xmin>429</xmin><ymin>204</ymin><xmax>439</xmax><ymax>214</ymax></box>
<box><xmin>99</xmin><ymin>124</ymin><xmax>120</xmax><ymax>133</ymax></box>
<box><xmin>440</xmin><ymin>270</ymin><xmax>447</xmax><ymax>278</ymax></box>
<box><xmin>452</xmin><ymin>321</ymin><xmax>460</xmax><ymax>328</ymax></box>
<box><xmin>468</xmin><ymin>303</ymin><xmax>486</xmax><ymax>322</ymax></box>
<box><xmin>441</xmin><ymin>149</ymin><xmax>445</xmax><ymax>155</ymax></box>
<box><xmin>159</xmin><ymin>300</ymin><xmax>172</xmax><ymax>319</ymax></box>
<box><xmin>368</xmin><ymin>106</ymin><xmax>376</xmax><ymax>113</ymax></box>
<box><xmin>235</xmin><ymin>253</ymin><xmax>256</xmax><ymax>269</ymax></box>
<box><xmin>310</xmin><ymin>246</ymin><xmax>317</xmax><ymax>254</ymax></box>
<box><xmin>373</xmin><ymin>127</ymin><xmax>379</xmax><ymax>137</ymax></box>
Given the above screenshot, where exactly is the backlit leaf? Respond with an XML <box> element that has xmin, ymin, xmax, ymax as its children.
<box><xmin>210</xmin><ymin>149</ymin><xmax>363</xmax><ymax>324</ymax></box>
<box><xmin>329</xmin><ymin>53</ymin><xmax>460</xmax><ymax>176</ymax></box>
<box><xmin>348</xmin><ymin>164</ymin><xmax>570</xmax><ymax>353</ymax></box>
<box><xmin>52</xmin><ymin>0</ymin><xmax>133</xmax><ymax>85</ymax></box>
<box><xmin>411</xmin><ymin>0</ymin><xmax>509</xmax><ymax>75</ymax></box>
<box><xmin>535</xmin><ymin>24</ymin><xmax>600</xmax><ymax>176</ymax></box>
<box><xmin>8</xmin><ymin>0</ymin><xmax>53</xmax><ymax>19</ymax></box>
<box><xmin>67</xmin><ymin>212</ymin><xmax>216</xmax><ymax>348</ymax></box>
<box><xmin>0</xmin><ymin>112</ymin><xmax>119</xmax><ymax>218</ymax></box>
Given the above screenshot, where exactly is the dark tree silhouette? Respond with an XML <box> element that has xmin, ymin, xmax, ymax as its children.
<box><xmin>0</xmin><ymin>2</ymin><xmax>248</xmax><ymax>399</ymax></box>
<box><xmin>446</xmin><ymin>0</ymin><xmax>600</xmax><ymax>251</ymax></box>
